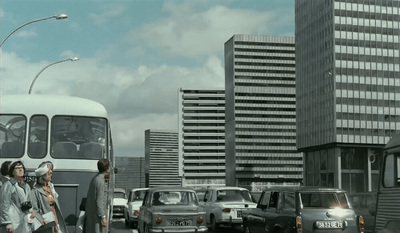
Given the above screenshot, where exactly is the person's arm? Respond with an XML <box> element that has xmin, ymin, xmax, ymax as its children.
<box><xmin>95</xmin><ymin>177</ymin><xmax>107</xmax><ymax>227</ymax></box>
<box><xmin>1</xmin><ymin>182</ymin><xmax>13</xmax><ymax>232</ymax></box>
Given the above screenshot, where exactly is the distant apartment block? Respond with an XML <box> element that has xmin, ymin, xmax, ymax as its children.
<box><xmin>145</xmin><ymin>129</ymin><xmax>181</xmax><ymax>187</ymax></box>
<box><xmin>225</xmin><ymin>34</ymin><xmax>301</xmax><ymax>190</ymax></box>
<box><xmin>178</xmin><ymin>88</ymin><xmax>226</xmax><ymax>188</ymax></box>
<box><xmin>115</xmin><ymin>156</ymin><xmax>145</xmax><ymax>191</ymax></box>
<box><xmin>296</xmin><ymin>0</ymin><xmax>400</xmax><ymax>193</ymax></box>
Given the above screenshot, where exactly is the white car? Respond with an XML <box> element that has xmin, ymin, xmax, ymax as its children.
<box><xmin>202</xmin><ymin>186</ymin><xmax>256</xmax><ymax>232</ymax></box>
<box><xmin>112</xmin><ymin>188</ymin><xmax>128</xmax><ymax>218</ymax></box>
<box><xmin>124</xmin><ymin>188</ymin><xmax>148</xmax><ymax>228</ymax></box>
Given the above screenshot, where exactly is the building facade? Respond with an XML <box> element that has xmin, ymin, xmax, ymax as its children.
<box><xmin>178</xmin><ymin>88</ymin><xmax>226</xmax><ymax>188</ymax></box>
<box><xmin>115</xmin><ymin>156</ymin><xmax>145</xmax><ymax>192</ymax></box>
<box><xmin>144</xmin><ymin>129</ymin><xmax>181</xmax><ymax>187</ymax></box>
<box><xmin>295</xmin><ymin>0</ymin><xmax>400</xmax><ymax>193</ymax></box>
<box><xmin>225</xmin><ymin>34</ymin><xmax>301</xmax><ymax>190</ymax></box>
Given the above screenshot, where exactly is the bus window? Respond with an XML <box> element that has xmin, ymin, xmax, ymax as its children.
<box><xmin>28</xmin><ymin>115</ymin><xmax>48</xmax><ymax>158</ymax></box>
<box><xmin>383</xmin><ymin>153</ymin><xmax>400</xmax><ymax>187</ymax></box>
<box><xmin>51</xmin><ymin>116</ymin><xmax>107</xmax><ymax>159</ymax></box>
<box><xmin>0</xmin><ymin>115</ymin><xmax>26</xmax><ymax>158</ymax></box>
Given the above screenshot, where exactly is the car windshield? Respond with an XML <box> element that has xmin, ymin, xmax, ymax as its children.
<box><xmin>301</xmin><ymin>192</ymin><xmax>349</xmax><ymax>209</ymax></box>
<box><xmin>130</xmin><ymin>190</ymin><xmax>146</xmax><ymax>201</ymax></box>
<box><xmin>151</xmin><ymin>191</ymin><xmax>199</xmax><ymax>206</ymax></box>
<box><xmin>216</xmin><ymin>190</ymin><xmax>253</xmax><ymax>202</ymax></box>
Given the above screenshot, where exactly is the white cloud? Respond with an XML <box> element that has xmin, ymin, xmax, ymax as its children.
<box><xmin>89</xmin><ymin>4</ymin><xmax>126</xmax><ymax>26</ymax></box>
<box><xmin>132</xmin><ymin>3</ymin><xmax>275</xmax><ymax>58</ymax></box>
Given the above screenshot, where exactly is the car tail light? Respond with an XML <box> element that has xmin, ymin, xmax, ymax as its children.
<box><xmin>197</xmin><ymin>217</ymin><xmax>204</xmax><ymax>223</ymax></box>
<box><xmin>155</xmin><ymin>217</ymin><xmax>162</xmax><ymax>224</ymax></box>
<box><xmin>222</xmin><ymin>208</ymin><xmax>231</xmax><ymax>213</ymax></box>
<box><xmin>359</xmin><ymin>216</ymin><xmax>365</xmax><ymax>233</ymax></box>
<box><xmin>296</xmin><ymin>216</ymin><xmax>302</xmax><ymax>233</ymax></box>
<box><xmin>134</xmin><ymin>210</ymin><xmax>139</xmax><ymax>216</ymax></box>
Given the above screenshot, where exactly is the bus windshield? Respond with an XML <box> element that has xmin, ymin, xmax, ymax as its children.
<box><xmin>51</xmin><ymin>116</ymin><xmax>107</xmax><ymax>159</ymax></box>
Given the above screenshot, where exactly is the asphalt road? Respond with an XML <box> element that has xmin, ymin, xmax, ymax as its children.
<box><xmin>110</xmin><ymin>217</ymin><xmax>244</xmax><ymax>233</ymax></box>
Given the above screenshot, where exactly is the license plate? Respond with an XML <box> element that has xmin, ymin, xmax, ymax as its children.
<box><xmin>315</xmin><ymin>221</ymin><xmax>343</xmax><ymax>229</ymax></box>
<box><xmin>237</xmin><ymin>211</ymin><xmax>242</xmax><ymax>218</ymax></box>
<box><xmin>168</xmin><ymin>220</ymin><xmax>192</xmax><ymax>226</ymax></box>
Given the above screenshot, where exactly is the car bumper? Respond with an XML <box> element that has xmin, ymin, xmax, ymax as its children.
<box><xmin>217</xmin><ymin>218</ymin><xmax>243</xmax><ymax>226</ymax></box>
<box><xmin>148</xmin><ymin>226</ymin><xmax>208</xmax><ymax>233</ymax></box>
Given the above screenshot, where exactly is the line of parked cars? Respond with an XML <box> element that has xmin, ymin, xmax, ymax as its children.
<box><xmin>114</xmin><ymin>185</ymin><xmax>369</xmax><ymax>233</ymax></box>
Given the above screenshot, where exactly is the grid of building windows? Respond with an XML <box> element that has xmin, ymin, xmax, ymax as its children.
<box><xmin>178</xmin><ymin>88</ymin><xmax>226</xmax><ymax>188</ymax></box>
<box><xmin>225</xmin><ymin>34</ymin><xmax>302</xmax><ymax>190</ymax></box>
<box><xmin>295</xmin><ymin>0</ymin><xmax>400</xmax><ymax>193</ymax></box>
<box><xmin>144</xmin><ymin>129</ymin><xmax>181</xmax><ymax>187</ymax></box>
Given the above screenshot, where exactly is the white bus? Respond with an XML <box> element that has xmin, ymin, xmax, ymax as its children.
<box><xmin>0</xmin><ymin>94</ymin><xmax>115</xmax><ymax>233</ymax></box>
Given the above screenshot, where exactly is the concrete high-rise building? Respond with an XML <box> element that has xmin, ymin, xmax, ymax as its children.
<box><xmin>145</xmin><ymin>129</ymin><xmax>181</xmax><ymax>187</ymax></box>
<box><xmin>115</xmin><ymin>156</ymin><xmax>145</xmax><ymax>191</ymax></box>
<box><xmin>296</xmin><ymin>0</ymin><xmax>400</xmax><ymax>193</ymax></box>
<box><xmin>225</xmin><ymin>34</ymin><xmax>301</xmax><ymax>190</ymax></box>
<box><xmin>178</xmin><ymin>88</ymin><xmax>226</xmax><ymax>188</ymax></box>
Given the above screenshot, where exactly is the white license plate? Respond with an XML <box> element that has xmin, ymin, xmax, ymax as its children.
<box><xmin>168</xmin><ymin>220</ymin><xmax>192</xmax><ymax>226</ymax></box>
<box><xmin>237</xmin><ymin>211</ymin><xmax>242</xmax><ymax>218</ymax></box>
<box><xmin>316</xmin><ymin>221</ymin><xmax>343</xmax><ymax>229</ymax></box>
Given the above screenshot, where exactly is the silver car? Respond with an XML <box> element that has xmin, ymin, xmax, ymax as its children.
<box><xmin>202</xmin><ymin>186</ymin><xmax>256</xmax><ymax>232</ymax></box>
<box><xmin>243</xmin><ymin>186</ymin><xmax>364</xmax><ymax>233</ymax></box>
<box><xmin>138</xmin><ymin>187</ymin><xmax>208</xmax><ymax>233</ymax></box>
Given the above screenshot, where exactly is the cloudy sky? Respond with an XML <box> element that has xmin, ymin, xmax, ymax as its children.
<box><xmin>0</xmin><ymin>0</ymin><xmax>294</xmax><ymax>157</ymax></box>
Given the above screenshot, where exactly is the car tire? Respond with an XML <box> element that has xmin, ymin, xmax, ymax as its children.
<box><xmin>129</xmin><ymin>220</ymin><xmax>136</xmax><ymax>229</ymax></box>
<box><xmin>211</xmin><ymin>216</ymin><xmax>219</xmax><ymax>233</ymax></box>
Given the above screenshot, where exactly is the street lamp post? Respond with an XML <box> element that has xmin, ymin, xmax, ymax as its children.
<box><xmin>28</xmin><ymin>57</ymin><xmax>79</xmax><ymax>94</ymax></box>
<box><xmin>0</xmin><ymin>14</ymin><xmax>68</xmax><ymax>48</ymax></box>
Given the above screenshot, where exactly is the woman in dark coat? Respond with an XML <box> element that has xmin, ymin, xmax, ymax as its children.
<box><xmin>31</xmin><ymin>165</ymin><xmax>67</xmax><ymax>233</ymax></box>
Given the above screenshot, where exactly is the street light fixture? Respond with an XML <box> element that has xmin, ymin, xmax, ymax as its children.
<box><xmin>28</xmin><ymin>57</ymin><xmax>79</xmax><ymax>94</ymax></box>
<box><xmin>0</xmin><ymin>13</ymin><xmax>68</xmax><ymax>48</ymax></box>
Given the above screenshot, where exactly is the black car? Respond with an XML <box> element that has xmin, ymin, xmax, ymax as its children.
<box><xmin>243</xmin><ymin>186</ymin><xmax>364</xmax><ymax>233</ymax></box>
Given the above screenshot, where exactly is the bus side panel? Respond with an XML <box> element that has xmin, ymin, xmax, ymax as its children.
<box><xmin>52</xmin><ymin>171</ymin><xmax>96</xmax><ymax>233</ymax></box>
<box><xmin>374</xmin><ymin>187</ymin><xmax>400</xmax><ymax>232</ymax></box>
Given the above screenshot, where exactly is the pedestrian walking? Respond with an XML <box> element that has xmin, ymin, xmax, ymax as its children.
<box><xmin>84</xmin><ymin>159</ymin><xmax>109</xmax><ymax>233</ymax></box>
<box><xmin>31</xmin><ymin>165</ymin><xmax>67</xmax><ymax>233</ymax></box>
<box><xmin>0</xmin><ymin>161</ymin><xmax>34</xmax><ymax>233</ymax></box>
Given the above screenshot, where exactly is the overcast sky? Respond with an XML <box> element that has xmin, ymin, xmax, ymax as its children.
<box><xmin>0</xmin><ymin>0</ymin><xmax>294</xmax><ymax>157</ymax></box>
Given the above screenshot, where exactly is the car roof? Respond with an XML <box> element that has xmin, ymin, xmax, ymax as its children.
<box><xmin>114</xmin><ymin>188</ymin><xmax>126</xmax><ymax>193</ymax></box>
<box><xmin>261</xmin><ymin>186</ymin><xmax>347</xmax><ymax>193</ymax></box>
<box><xmin>129</xmin><ymin>188</ymin><xmax>149</xmax><ymax>192</ymax></box>
<box><xmin>206</xmin><ymin>186</ymin><xmax>249</xmax><ymax>191</ymax></box>
<box><xmin>148</xmin><ymin>186</ymin><xmax>195</xmax><ymax>192</ymax></box>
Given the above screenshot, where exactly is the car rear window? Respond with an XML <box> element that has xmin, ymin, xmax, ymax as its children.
<box><xmin>301</xmin><ymin>193</ymin><xmax>349</xmax><ymax>209</ymax></box>
<box><xmin>216</xmin><ymin>190</ymin><xmax>253</xmax><ymax>202</ymax></box>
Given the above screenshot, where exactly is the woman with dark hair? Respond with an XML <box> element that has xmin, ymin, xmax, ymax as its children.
<box><xmin>0</xmin><ymin>161</ymin><xmax>34</xmax><ymax>233</ymax></box>
<box><xmin>31</xmin><ymin>165</ymin><xmax>67</xmax><ymax>233</ymax></box>
<box><xmin>0</xmin><ymin>161</ymin><xmax>12</xmax><ymax>188</ymax></box>
<box><xmin>84</xmin><ymin>159</ymin><xmax>109</xmax><ymax>233</ymax></box>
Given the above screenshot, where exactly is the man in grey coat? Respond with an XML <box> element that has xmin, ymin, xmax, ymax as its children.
<box><xmin>84</xmin><ymin>159</ymin><xmax>109</xmax><ymax>233</ymax></box>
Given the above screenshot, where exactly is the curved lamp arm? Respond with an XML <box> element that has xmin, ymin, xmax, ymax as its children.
<box><xmin>28</xmin><ymin>57</ymin><xmax>79</xmax><ymax>94</ymax></box>
<box><xmin>0</xmin><ymin>14</ymin><xmax>67</xmax><ymax>48</ymax></box>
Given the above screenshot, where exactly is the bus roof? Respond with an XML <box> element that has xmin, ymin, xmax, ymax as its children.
<box><xmin>0</xmin><ymin>94</ymin><xmax>107</xmax><ymax>118</ymax></box>
<box><xmin>385</xmin><ymin>133</ymin><xmax>400</xmax><ymax>150</ymax></box>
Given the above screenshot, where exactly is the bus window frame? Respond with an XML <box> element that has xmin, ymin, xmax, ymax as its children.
<box><xmin>0</xmin><ymin>114</ymin><xmax>27</xmax><ymax>158</ymax></box>
<box><xmin>382</xmin><ymin>153</ymin><xmax>400</xmax><ymax>188</ymax></box>
<box><xmin>28</xmin><ymin>114</ymin><xmax>49</xmax><ymax>159</ymax></box>
<box><xmin>50</xmin><ymin>115</ymin><xmax>109</xmax><ymax>160</ymax></box>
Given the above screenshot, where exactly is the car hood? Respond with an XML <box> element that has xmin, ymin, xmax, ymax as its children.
<box><xmin>113</xmin><ymin>198</ymin><xmax>127</xmax><ymax>206</ymax></box>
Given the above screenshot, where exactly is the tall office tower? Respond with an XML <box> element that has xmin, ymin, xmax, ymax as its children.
<box><xmin>144</xmin><ymin>129</ymin><xmax>181</xmax><ymax>187</ymax></box>
<box><xmin>225</xmin><ymin>34</ymin><xmax>301</xmax><ymax>190</ymax></box>
<box><xmin>296</xmin><ymin>0</ymin><xmax>400</xmax><ymax>193</ymax></box>
<box><xmin>178</xmin><ymin>88</ymin><xmax>226</xmax><ymax>189</ymax></box>
<box><xmin>115</xmin><ymin>156</ymin><xmax>145</xmax><ymax>191</ymax></box>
